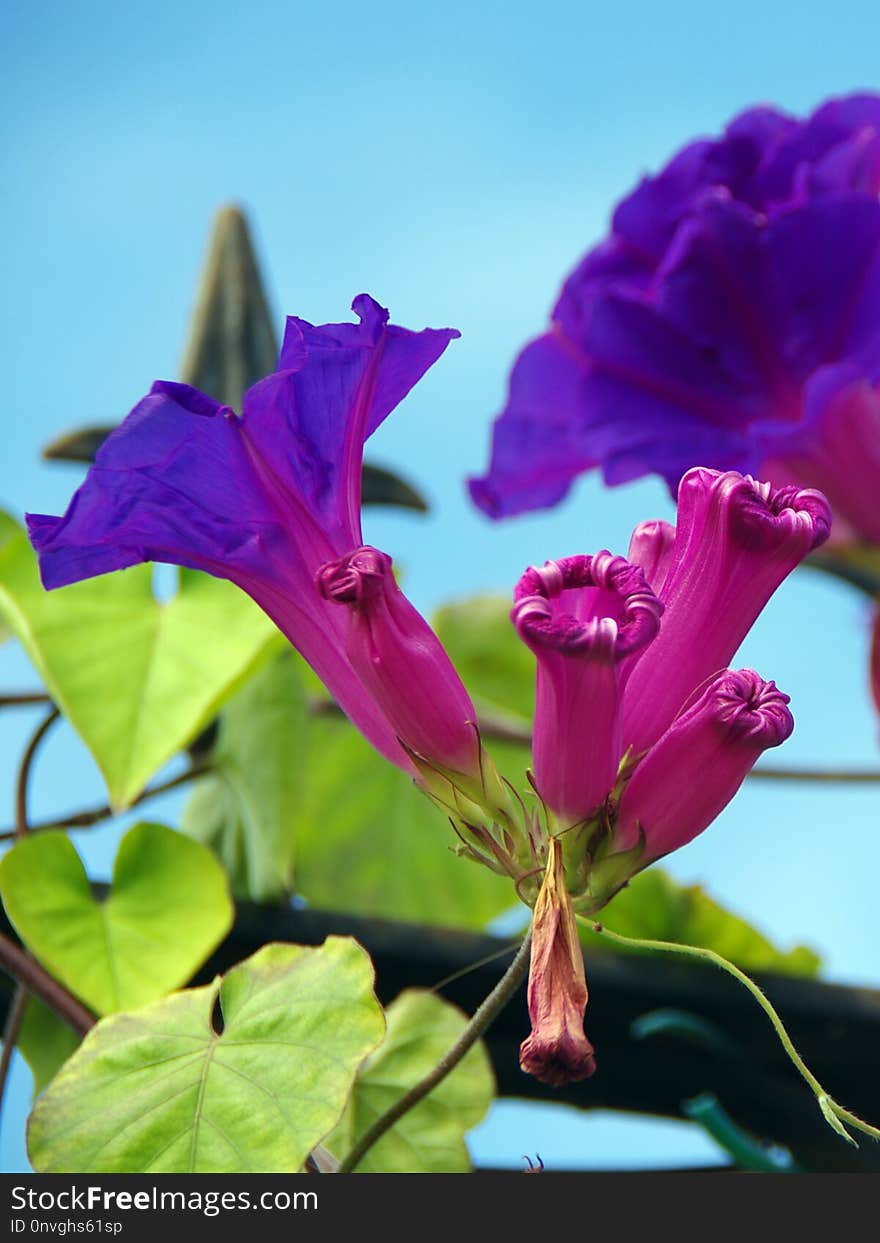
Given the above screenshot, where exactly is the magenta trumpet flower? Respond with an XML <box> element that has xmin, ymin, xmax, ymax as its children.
<box><xmin>622</xmin><ymin>467</ymin><xmax>830</xmax><ymax>755</ymax></box>
<box><xmin>513</xmin><ymin>468</ymin><xmax>830</xmax><ymax>836</ymax></box>
<box><xmin>27</xmin><ymin>295</ymin><xmax>478</xmax><ymax>779</ymax></box>
<box><xmin>511</xmin><ymin>552</ymin><xmax>662</xmax><ymax>820</ymax></box>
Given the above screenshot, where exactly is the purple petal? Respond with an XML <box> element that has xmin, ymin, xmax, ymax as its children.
<box><xmin>468</xmin><ymin>333</ymin><xmax>598</xmax><ymax>518</ymax></box>
<box><xmin>764</xmin><ymin>364</ymin><xmax>880</xmax><ymax>545</ymax></box>
<box><xmin>246</xmin><ymin>294</ymin><xmax>458</xmax><ymax>545</ymax></box>
<box><xmin>765</xmin><ymin>196</ymin><xmax>880</xmax><ymax>377</ymax></box>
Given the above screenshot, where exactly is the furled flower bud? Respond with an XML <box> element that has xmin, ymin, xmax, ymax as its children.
<box><xmin>512</xmin><ymin>551</ymin><xmax>662</xmax><ymax>823</ymax></box>
<box><xmin>622</xmin><ymin>468</ymin><xmax>830</xmax><ymax>755</ymax></box>
<box><xmin>318</xmin><ymin>545</ymin><xmax>479</xmax><ymax>775</ymax></box>
<box><xmin>519</xmin><ymin>835</ymin><xmax>597</xmax><ymax>1086</ymax></box>
<box><xmin>627</xmin><ymin>519</ymin><xmax>677</xmax><ymax>594</ymax></box>
<box><xmin>614</xmin><ymin>668</ymin><xmax>794</xmax><ymax>864</ymax></box>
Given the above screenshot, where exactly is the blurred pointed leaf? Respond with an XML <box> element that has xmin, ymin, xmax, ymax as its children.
<box><xmin>28</xmin><ymin>939</ymin><xmax>385</xmax><ymax>1173</ymax></box>
<box><xmin>18</xmin><ymin>998</ymin><xmax>81</xmax><ymax>1098</ymax></box>
<box><xmin>0</xmin><ymin>823</ymin><xmax>234</xmax><ymax>1014</ymax></box>
<box><xmin>180</xmin><ymin>204</ymin><xmax>278</xmax><ymax>409</ymax></box>
<box><xmin>182</xmin><ymin>651</ymin><xmax>307</xmax><ymax>902</ymax></box>
<box><xmin>327</xmin><ymin>990</ymin><xmax>494</xmax><ymax>1172</ymax></box>
<box><xmin>40</xmin><ymin>207</ymin><xmax>428</xmax><ymax>512</ymax></box>
<box><xmin>588</xmin><ymin>869</ymin><xmax>821</xmax><ymax>977</ymax></box>
<box><xmin>294</xmin><ymin>715</ymin><xmax>511</xmax><ymax>930</ymax></box>
<box><xmin>0</xmin><ymin>511</ymin><xmax>280</xmax><ymax>805</ymax></box>
<box><xmin>361</xmin><ymin>463</ymin><xmax>428</xmax><ymax>511</ymax></box>
<box><xmin>41</xmin><ymin>425</ymin><xmax>117</xmax><ymax>464</ymax></box>
<box><xmin>41</xmin><ymin>423</ymin><xmax>429</xmax><ymax>518</ymax></box>
<box><xmin>434</xmin><ymin>595</ymin><xmax>534</xmax><ymax>723</ymax></box>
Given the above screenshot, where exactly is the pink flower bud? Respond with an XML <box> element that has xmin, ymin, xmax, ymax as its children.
<box><xmin>615</xmin><ymin>668</ymin><xmax>794</xmax><ymax>862</ymax></box>
<box><xmin>622</xmin><ymin>468</ymin><xmax>830</xmax><ymax>754</ymax></box>
<box><xmin>512</xmin><ymin>552</ymin><xmax>662</xmax><ymax>822</ymax></box>
<box><xmin>318</xmin><ymin>545</ymin><xmax>479</xmax><ymax>775</ymax></box>
<box><xmin>627</xmin><ymin>518</ymin><xmax>676</xmax><ymax>593</ymax></box>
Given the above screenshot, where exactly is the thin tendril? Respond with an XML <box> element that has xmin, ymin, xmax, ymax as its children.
<box><xmin>583</xmin><ymin>919</ymin><xmax>880</xmax><ymax>1147</ymax></box>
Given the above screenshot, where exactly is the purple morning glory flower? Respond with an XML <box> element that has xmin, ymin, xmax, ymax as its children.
<box><xmin>27</xmin><ymin>295</ymin><xmax>480</xmax><ymax>778</ymax></box>
<box><xmin>469</xmin><ymin>93</ymin><xmax>880</xmax><ymax>547</ymax></box>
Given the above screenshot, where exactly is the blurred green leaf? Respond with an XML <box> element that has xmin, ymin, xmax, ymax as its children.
<box><xmin>327</xmin><ymin>989</ymin><xmax>494</xmax><ymax>1172</ymax></box>
<box><xmin>0</xmin><ymin>512</ymin><xmax>280</xmax><ymax>806</ymax></box>
<box><xmin>589</xmin><ymin>869</ymin><xmax>821</xmax><ymax>977</ymax></box>
<box><xmin>294</xmin><ymin>715</ymin><xmax>512</xmax><ymax>929</ymax></box>
<box><xmin>42</xmin><ymin>425</ymin><xmax>428</xmax><ymax>514</ymax></box>
<box><xmin>361</xmin><ymin>462</ymin><xmax>428</xmax><ymax>511</ymax></box>
<box><xmin>433</xmin><ymin>595</ymin><xmax>534</xmax><ymax>723</ymax></box>
<box><xmin>18</xmin><ymin>998</ymin><xmax>81</xmax><ymax>1097</ymax></box>
<box><xmin>28</xmin><ymin>938</ymin><xmax>385</xmax><ymax>1173</ymax></box>
<box><xmin>0</xmin><ymin>823</ymin><xmax>234</xmax><ymax>1014</ymax></box>
<box><xmin>41</xmin><ymin>425</ymin><xmax>116</xmax><ymax>463</ymax></box>
<box><xmin>182</xmin><ymin>651</ymin><xmax>306</xmax><ymax>902</ymax></box>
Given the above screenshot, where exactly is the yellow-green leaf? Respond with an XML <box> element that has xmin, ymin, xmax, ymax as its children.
<box><xmin>0</xmin><ymin>823</ymin><xmax>234</xmax><ymax>1014</ymax></box>
<box><xmin>28</xmin><ymin>939</ymin><xmax>386</xmax><ymax>1173</ymax></box>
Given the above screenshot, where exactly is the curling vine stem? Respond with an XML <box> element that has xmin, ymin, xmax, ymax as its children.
<box><xmin>584</xmin><ymin>919</ymin><xmax>880</xmax><ymax>1147</ymax></box>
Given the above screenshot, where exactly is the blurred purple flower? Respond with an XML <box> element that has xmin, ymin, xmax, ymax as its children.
<box><xmin>27</xmin><ymin>295</ymin><xmax>478</xmax><ymax>777</ymax></box>
<box><xmin>470</xmin><ymin>93</ymin><xmax>880</xmax><ymax>547</ymax></box>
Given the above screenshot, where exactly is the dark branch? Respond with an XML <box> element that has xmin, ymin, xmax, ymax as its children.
<box><xmin>0</xmin><ymin>933</ymin><xmax>94</xmax><ymax>1037</ymax></box>
<box><xmin>0</xmin><ymin>760</ymin><xmax>212</xmax><ymax>842</ymax></box>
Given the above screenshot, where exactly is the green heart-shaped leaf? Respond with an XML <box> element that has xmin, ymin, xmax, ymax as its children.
<box><xmin>0</xmin><ymin>823</ymin><xmax>234</xmax><ymax>1014</ymax></box>
<box><xmin>28</xmin><ymin>938</ymin><xmax>386</xmax><ymax>1173</ymax></box>
<box><xmin>433</xmin><ymin>595</ymin><xmax>535</xmax><ymax>724</ymax></box>
<box><xmin>327</xmin><ymin>989</ymin><xmax>494</xmax><ymax>1172</ymax></box>
<box><xmin>0</xmin><ymin>511</ymin><xmax>280</xmax><ymax>805</ymax></box>
<box><xmin>18</xmin><ymin>998</ymin><xmax>82</xmax><ymax>1097</ymax></box>
<box><xmin>294</xmin><ymin>715</ymin><xmax>512</xmax><ymax>929</ymax></box>
<box><xmin>182</xmin><ymin>650</ymin><xmax>307</xmax><ymax>901</ymax></box>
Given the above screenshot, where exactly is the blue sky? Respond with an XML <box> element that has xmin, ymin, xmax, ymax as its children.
<box><xmin>2</xmin><ymin>0</ymin><xmax>880</xmax><ymax>1172</ymax></box>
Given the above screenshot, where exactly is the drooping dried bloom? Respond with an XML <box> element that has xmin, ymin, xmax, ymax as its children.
<box><xmin>27</xmin><ymin>296</ymin><xmax>478</xmax><ymax>779</ymax></box>
<box><xmin>470</xmin><ymin>92</ymin><xmax>880</xmax><ymax>547</ymax></box>
<box><xmin>519</xmin><ymin>835</ymin><xmax>596</xmax><ymax>1086</ymax></box>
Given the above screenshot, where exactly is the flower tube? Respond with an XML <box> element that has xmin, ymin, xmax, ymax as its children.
<box><xmin>512</xmin><ymin>552</ymin><xmax>662</xmax><ymax>822</ymax></box>
<box><xmin>622</xmin><ymin>468</ymin><xmax>830</xmax><ymax>754</ymax></box>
